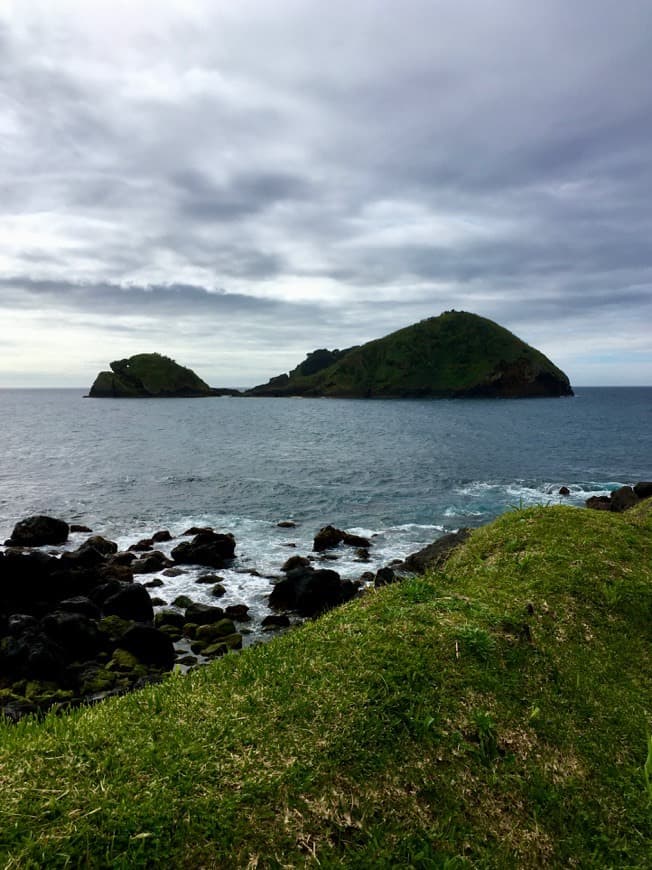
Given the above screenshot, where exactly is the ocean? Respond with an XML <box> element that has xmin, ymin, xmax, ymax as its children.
<box><xmin>1</xmin><ymin>387</ymin><xmax>650</xmax><ymax>638</ymax></box>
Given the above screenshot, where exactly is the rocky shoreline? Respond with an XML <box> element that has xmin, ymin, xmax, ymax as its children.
<box><xmin>2</xmin><ymin>482</ymin><xmax>649</xmax><ymax>722</ymax></box>
<box><xmin>0</xmin><ymin>514</ymin><xmax>468</xmax><ymax>722</ymax></box>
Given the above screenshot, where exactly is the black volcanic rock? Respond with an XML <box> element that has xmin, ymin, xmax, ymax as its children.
<box><xmin>7</xmin><ymin>515</ymin><xmax>69</xmax><ymax>547</ymax></box>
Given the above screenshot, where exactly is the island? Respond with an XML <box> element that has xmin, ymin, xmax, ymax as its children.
<box><xmin>87</xmin><ymin>353</ymin><xmax>240</xmax><ymax>398</ymax></box>
<box><xmin>247</xmin><ymin>310</ymin><xmax>574</xmax><ymax>398</ymax></box>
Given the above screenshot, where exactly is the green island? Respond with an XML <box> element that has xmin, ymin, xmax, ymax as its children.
<box><xmin>1</xmin><ymin>500</ymin><xmax>650</xmax><ymax>867</ymax></box>
<box><xmin>248</xmin><ymin>310</ymin><xmax>574</xmax><ymax>398</ymax></box>
<box><xmin>87</xmin><ymin>353</ymin><xmax>240</xmax><ymax>398</ymax></box>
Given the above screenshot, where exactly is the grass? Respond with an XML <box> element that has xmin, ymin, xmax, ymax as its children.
<box><xmin>1</xmin><ymin>501</ymin><xmax>650</xmax><ymax>867</ymax></box>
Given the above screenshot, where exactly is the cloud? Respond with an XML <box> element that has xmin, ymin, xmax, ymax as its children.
<box><xmin>0</xmin><ymin>0</ymin><xmax>651</xmax><ymax>385</ymax></box>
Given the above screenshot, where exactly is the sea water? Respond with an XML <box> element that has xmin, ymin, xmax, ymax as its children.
<box><xmin>1</xmin><ymin>387</ymin><xmax>650</xmax><ymax>637</ymax></box>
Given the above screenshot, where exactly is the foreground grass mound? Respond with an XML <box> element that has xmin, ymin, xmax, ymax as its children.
<box><xmin>1</xmin><ymin>503</ymin><xmax>650</xmax><ymax>867</ymax></box>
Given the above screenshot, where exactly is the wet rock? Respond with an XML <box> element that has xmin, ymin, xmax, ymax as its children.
<box><xmin>355</xmin><ymin>548</ymin><xmax>370</xmax><ymax>562</ymax></box>
<box><xmin>103</xmin><ymin>583</ymin><xmax>154</xmax><ymax>623</ymax></box>
<box><xmin>610</xmin><ymin>486</ymin><xmax>639</xmax><ymax>512</ymax></box>
<box><xmin>128</xmin><ymin>538</ymin><xmax>154</xmax><ymax>552</ymax></box>
<box><xmin>358</xmin><ymin>571</ymin><xmax>375</xmax><ymax>585</ymax></box>
<box><xmin>374</xmin><ymin>567</ymin><xmax>397</xmax><ymax>587</ymax></box>
<box><xmin>184</xmin><ymin>603</ymin><xmax>225</xmax><ymax>625</ymax></box>
<box><xmin>120</xmin><ymin>625</ymin><xmax>175</xmax><ymax>670</ymax></box>
<box><xmin>269</xmin><ymin>566</ymin><xmax>358</xmax><ymax>617</ymax></box>
<box><xmin>634</xmin><ymin>481</ymin><xmax>652</xmax><ymax>499</ymax></box>
<box><xmin>281</xmin><ymin>555</ymin><xmax>311</xmax><ymax>573</ymax></box>
<box><xmin>7</xmin><ymin>515</ymin><xmax>69</xmax><ymax>547</ymax></box>
<box><xmin>195</xmin><ymin>619</ymin><xmax>237</xmax><ymax>643</ymax></box>
<box><xmin>152</xmin><ymin>530</ymin><xmax>173</xmax><ymax>543</ymax></box>
<box><xmin>195</xmin><ymin>573</ymin><xmax>223</xmax><ymax>584</ymax></box>
<box><xmin>313</xmin><ymin>525</ymin><xmax>345</xmax><ymax>551</ymax></box>
<box><xmin>559</xmin><ymin>486</ymin><xmax>570</xmax><ymax>496</ymax></box>
<box><xmin>143</xmin><ymin>578</ymin><xmax>164</xmax><ymax>588</ymax></box>
<box><xmin>162</xmin><ymin>567</ymin><xmax>184</xmax><ymax>577</ymax></box>
<box><xmin>78</xmin><ymin>536</ymin><xmax>118</xmax><ymax>557</ymax></box>
<box><xmin>262</xmin><ymin>613</ymin><xmax>290</xmax><ymax>629</ymax></box>
<box><xmin>154</xmin><ymin>610</ymin><xmax>186</xmax><ymax>630</ymax></box>
<box><xmin>97</xmin><ymin>615</ymin><xmax>133</xmax><ymax>644</ymax></box>
<box><xmin>182</xmin><ymin>526</ymin><xmax>213</xmax><ymax>536</ymax></box>
<box><xmin>109</xmin><ymin>551</ymin><xmax>137</xmax><ymax>566</ymax></box>
<box><xmin>40</xmin><ymin>612</ymin><xmax>104</xmax><ymax>660</ymax></box>
<box><xmin>172</xmin><ymin>531</ymin><xmax>236</xmax><ymax>568</ymax></box>
<box><xmin>225</xmin><ymin>604</ymin><xmax>250</xmax><ymax>622</ymax></box>
<box><xmin>277</xmin><ymin>520</ymin><xmax>297</xmax><ymax>528</ymax></box>
<box><xmin>58</xmin><ymin>596</ymin><xmax>102</xmax><ymax>620</ymax></box>
<box><xmin>586</xmin><ymin>495</ymin><xmax>612</xmax><ymax>511</ymax></box>
<box><xmin>133</xmin><ymin>552</ymin><xmax>173</xmax><ymax>574</ymax></box>
<box><xmin>399</xmin><ymin>529</ymin><xmax>471</xmax><ymax>574</ymax></box>
<box><xmin>203</xmin><ymin>634</ymin><xmax>242</xmax><ymax>656</ymax></box>
<box><xmin>343</xmin><ymin>533</ymin><xmax>371</xmax><ymax>548</ymax></box>
<box><xmin>210</xmin><ymin>584</ymin><xmax>226</xmax><ymax>598</ymax></box>
<box><xmin>70</xmin><ymin>524</ymin><xmax>92</xmax><ymax>533</ymax></box>
<box><xmin>172</xmin><ymin>595</ymin><xmax>194</xmax><ymax>609</ymax></box>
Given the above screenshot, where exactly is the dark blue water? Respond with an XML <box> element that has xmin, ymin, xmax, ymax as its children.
<box><xmin>1</xmin><ymin>387</ymin><xmax>650</xmax><ymax>628</ymax></box>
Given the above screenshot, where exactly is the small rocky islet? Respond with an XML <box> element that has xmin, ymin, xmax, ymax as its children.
<box><xmin>2</xmin><ymin>482</ymin><xmax>650</xmax><ymax>722</ymax></box>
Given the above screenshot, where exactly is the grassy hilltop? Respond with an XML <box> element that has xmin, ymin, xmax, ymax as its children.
<box><xmin>1</xmin><ymin>501</ymin><xmax>650</xmax><ymax>867</ymax></box>
<box><xmin>249</xmin><ymin>311</ymin><xmax>573</xmax><ymax>398</ymax></box>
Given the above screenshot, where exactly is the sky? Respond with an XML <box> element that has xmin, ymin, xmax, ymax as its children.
<box><xmin>1</xmin><ymin>0</ymin><xmax>651</xmax><ymax>388</ymax></box>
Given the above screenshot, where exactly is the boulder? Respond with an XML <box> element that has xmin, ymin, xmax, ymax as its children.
<box><xmin>40</xmin><ymin>612</ymin><xmax>104</xmax><ymax>661</ymax></box>
<box><xmin>281</xmin><ymin>554</ymin><xmax>311</xmax><ymax>573</ymax></box>
<box><xmin>559</xmin><ymin>486</ymin><xmax>570</xmax><ymax>496</ymax></box>
<box><xmin>225</xmin><ymin>604</ymin><xmax>250</xmax><ymax>622</ymax></box>
<box><xmin>78</xmin><ymin>536</ymin><xmax>118</xmax><ymax>557</ymax></box>
<box><xmin>610</xmin><ymin>486</ymin><xmax>639</xmax><ymax>513</ymax></box>
<box><xmin>102</xmin><ymin>583</ymin><xmax>154</xmax><ymax>623</ymax></box>
<box><xmin>343</xmin><ymin>533</ymin><xmax>371</xmax><ymax>548</ymax></box>
<box><xmin>0</xmin><ymin>550</ymin><xmax>59</xmax><ymax>613</ymax></box>
<box><xmin>586</xmin><ymin>495</ymin><xmax>612</xmax><ymax>511</ymax></box>
<box><xmin>633</xmin><ymin>481</ymin><xmax>652</xmax><ymax>500</ymax></box>
<box><xmin>313</xmin><ymin>525</ymin><xmax>345</xmax><ymax>551</ymax></box>
<box><xmin>262</xmin><ymin>613</ymin><xmax>291</xmax><ymax>629</ymax></box>
<box><xmin>172</xmin><ymin>531</ymin><xmax>236</xmax><ymax>568</ymax></box>
<box><xmin>70</xmin><ymin>524</ymin><xmax>92</xmax><ymax>533</ymax></box>
<box><xmin>152</xmin><ymin>530</ymin><xmax>173</xmax><ymax>543</ymax></box>
<box><xmin>399</xmin><ymin>529</ymin><xmax>471</xmax><ymax>574</ymax></box>
<box><xmin>277</xmin><ymin>520</ymin><xmax>297</xmax><ymax>528</ymax></box>
<box><xmin>7</xmin><ymin>515</ymin><xmax>69</xmax><ymax>547</ymax></box>
<box><xmin>184</xmin><ymin>603</ymin><xmax>225</xmax><ymax>625</ymax></box>
<box><xmin>374</xmin><ymin>567</ymin><xmax>397</xmax><ymax>587</ymax></box>
<box><xmin>119</xmin><ymin>625</ymin><xmax>175</xmax><ymax>669</ymax></box>
<box><xmin>132</xmin><ymin>552</ymin><xmax>173</xmax><ymax>574</ymax></box>
<box><xmin>269</xmin><ymin>565</ymin><xmax>358</xmax><ymax>616</ymax></box>
<box><xmin>58</xmin><ymin>596</ymin><xmax>102</xmax><ymax>620</ymax></box>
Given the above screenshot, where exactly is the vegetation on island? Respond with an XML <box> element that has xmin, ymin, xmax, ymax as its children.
<box><xmin>88</xmin><ymin>353</ymin><xmax>212</xmax><ymax>398</ymax></box>
<box><xmin>248</xmin><ymin>310</ymin><xmax>574</xmax><ymax>398</ymax></box>
<box><xmin>1</xmin><ymin>500</ymin><xmax>650</xmax><ymax>867</ymax></box>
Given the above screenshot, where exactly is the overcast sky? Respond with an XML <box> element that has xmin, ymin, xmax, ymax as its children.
<box><xmin>1</xmin><ymin>0</ymin><xmax>651</xmax><ymax>387</ymax></box>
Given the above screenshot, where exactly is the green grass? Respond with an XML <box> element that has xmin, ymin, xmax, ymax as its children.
<box><xmin>1</xmin><ymin>501</ymin><xmax>650</xmax><ymax>867</ymax></box>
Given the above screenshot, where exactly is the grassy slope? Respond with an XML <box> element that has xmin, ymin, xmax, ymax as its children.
<box><xmin>1</xmin><ymin>503</ymin><xmax>650</xmax><ymax>867</ymax></box>
<box><xmin>253</xmin><ymin>312</ymin><xmax>571</xmax><ymax>397</ymax></box>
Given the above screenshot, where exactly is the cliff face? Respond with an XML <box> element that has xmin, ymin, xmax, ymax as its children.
<box><xmin>88</xmin><ymin>353</ymin><xmax>212</xmax><ymax>398</ymax></box>
<box><xmin>248</xmin><ymin>311</ymin><xmax>573</xmax><ymax>399</ymax></box>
